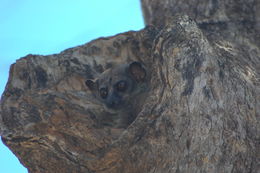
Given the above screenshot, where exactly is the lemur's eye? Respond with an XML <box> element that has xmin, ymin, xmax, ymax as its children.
<box><xmin>99</xmin><ymin>88</ymin><xmax>108</xmax><ymax>99</ymax></box>
<box><xmin>116</xmin><ymin>81</ymin><xmax>127</xmax><ymax>92</ymax></box>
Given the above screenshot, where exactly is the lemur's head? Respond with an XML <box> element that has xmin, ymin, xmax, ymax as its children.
<box><xmin>85</xmin><ymin>61</ymin><xmax>146</xmax><ymax>111</ymax></box>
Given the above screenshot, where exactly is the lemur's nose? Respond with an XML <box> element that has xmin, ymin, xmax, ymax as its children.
<box><xmin>108</xmin><ymin>102</ymin><xmax>115</xmax><ymax>108</ymax></box>
<box><xmin>107</xmin><ymin>100</ymin><xmax>119</xmax><ymax>108</ymax></box>
<box><xmin>106</xmin><ymin>95</ymin><xmax>121</xmax><ymax>109</ymax></box>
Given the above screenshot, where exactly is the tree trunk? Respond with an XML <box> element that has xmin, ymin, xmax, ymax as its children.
<box><xmin>1</xmin><ymin>1</ymin><xmax>259</xmax><ymax>173</ymax></box>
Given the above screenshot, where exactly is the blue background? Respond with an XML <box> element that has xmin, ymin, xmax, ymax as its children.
<box><xmin>0</xmin><ymin>0</ymin><xmax>144</xmax><ymax>172</ymax></box>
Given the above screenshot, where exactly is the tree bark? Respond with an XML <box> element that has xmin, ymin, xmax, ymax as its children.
<box><xmin>1</xmin><ymin>1</ymin><xmax>259</xmax><ymax>173</ymax></box>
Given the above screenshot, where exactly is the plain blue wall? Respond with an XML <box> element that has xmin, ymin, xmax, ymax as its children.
<box><xmin>0</xmin><ymin>0</ymin><xmax>144</xmax><ymax>172</ymax></box>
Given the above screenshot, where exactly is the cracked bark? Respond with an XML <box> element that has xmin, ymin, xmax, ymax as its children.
<box><xmin>0</xmin><ymin>0</ymin><xmax>259</xmax><ymax>173</ymax></box>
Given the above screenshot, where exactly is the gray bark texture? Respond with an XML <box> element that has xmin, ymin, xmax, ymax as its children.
<box><xmin>0</xmin><ymin>0</ymin><xmax>259</xmax><ymax>173</ymax></box>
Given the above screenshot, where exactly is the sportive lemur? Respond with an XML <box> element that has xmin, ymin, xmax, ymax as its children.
<box><xmin>85</xmin><ymin>61</ymin><xmax>147</xmax><ymax>128</ymax></box>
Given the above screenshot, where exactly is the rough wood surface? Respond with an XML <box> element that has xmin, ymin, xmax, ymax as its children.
<box><xmin>1</xmin><ymin>1</ymin><xmax>259</xmax><ymax>173</ymax></box>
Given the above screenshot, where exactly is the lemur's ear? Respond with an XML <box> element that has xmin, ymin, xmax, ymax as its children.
<box><xmin>128</xmin><ymin>61</ymin><xmax>146</xmax><ymax>82</ymax></box>
<box><xmin>85</xmin><ymin>79</ymin><xmax>97</xmax><ymax>91</ymax></box>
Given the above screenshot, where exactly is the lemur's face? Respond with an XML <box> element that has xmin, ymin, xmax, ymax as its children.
<box><xmin>85</xmin><ymin>62</ymin><xmax>146</xmax><ymax>111</ymax></box>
